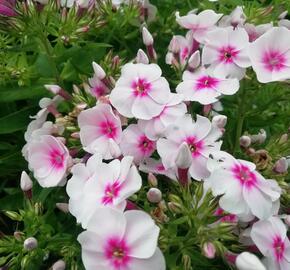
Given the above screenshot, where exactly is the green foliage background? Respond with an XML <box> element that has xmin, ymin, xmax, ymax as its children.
<box><xmin>0</xmin><ymin>0</ymin><xmax>289</xmax><ymax>269</ymax></box>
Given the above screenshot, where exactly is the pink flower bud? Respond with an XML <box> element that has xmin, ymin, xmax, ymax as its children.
<box><xmin>250</xmin><ymin>129</ymin><xmax>266</xmax><ymax>144</ymax></box>
<box><xmin>175</xmin><ymin>142</ymin><xmax>192</xmax><ymax>169</ymax></box>
<box><xmin>202</xmin><ymin>242</ymin><xmax>216</xmax><ymax>259</ymax></box>
<box><xmin>168</xmin><ymin>36</ymin><xmax>180</xmax><ymax>53</ymax></box>
<box><xmin>240</xmin><ymin>135</ymin><xmax>251</xmax><ymax>148</ymax></box>
<box><xmin>142</xmin><ymin>27</ymin><xmax>154</xmax><ymax>46</ymax></box>
<box><xmin>20</xmin><ymin>171</ymin><xmax>33</xmax><ymax>192</ymax></box>
<box><xmin>71</xmin><ymin>132</ymin><xmax>80</xmax><ymax>139</ymax></box>
<box><xmin>45</xmin><ymin>84</ymin><xmax>62</xmax><ymax>95</ymax></box>
<box><xmin>147</xmin><ymin>188</ymin><xmax>162</xmax><ymax>203</ymax></box>
<box><xmin>136</xmin><ymin>49</ymin><xmax>149</xmax><ymax>64</ymax></box>
<box><xmin>285</xmin><ymin>215</ymin><xmax>290</xmax><ymax>226</ymax></box>
<box><xmin>212</xmin><ymin>115</ymin><xmax>227</xmax><ymax>129</ymax></box>
<box><xmin>148</xmin><ymin>172</ymin><xmax>158</xmax><ymax>187</ymax></box>
<box><xmin>273</xmin><ymin>157</ymin><xmax>288</xmax><ymax>173</ymax></box>
<box><xmin>235</xmin><ymin>252</ymin><xmax>265</xmax><ymax>270</ymax></box>
<box><xmin>24</xmin><ymin>237</ymin><xmax>38</xmax><ymax>251</ymax></box>
<box><xmin>56</xmin><ymin>203</ymin><xmax>69</xmax><ymax>213</ymax></box>
<box><xmin>92</xmin><ymin>62</ymin><xmax>106</xmax><ymax>80</ymax></box>
<box><xmin>188</xmin><ymin>50</ymin><xmax>200</xmax><ymax>70</ymax></box>
<box><xmin>52</xmin><ymin>259</ymin><xmax>66</xmax><ymax>270</ymax></box>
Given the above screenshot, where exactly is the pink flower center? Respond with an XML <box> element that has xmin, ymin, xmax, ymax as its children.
<box><xmin>104</xmin><ymin>237</ymin><xmax>131</xmax><ymax>269</ymax></box>
<box><xmin>196</xmin><ymin>76</ymin><xmax>219</xmax><ymax>90</ymax></box>
<box><xmin>132</xmin><ymin>78</ymin><xmax>151</xmax><ymax>97</ymax></box>
<box><xmin>180</xmin><ymin>47</ymin><xmax>189</xmax><ymax>60</ymax></box>
<box><xmin>102</xmin><ymin>181</ymin><xmax>122</xmax><ymax>205</ymax></box>
<box><xmin>273</xmin><ymin>235</ymin><xmax>285</xmax><ymax>261</ymax></box>
<box><xmin>49</xmin><ymin>149</ymin><xmax>64</xmax><ymax>169</ymax></box>
<box><xmin>185</xmin><ymin>136</ymin><xmax>203</xmax><ymax>157</ymax></box>
<box><xmin>262</xmin><ymin>50</ymin><xmax>286</xmax><ymax>72</ymax></box>
<box><xmin>232</xmin><ymin>164</ymin><xmax>257</xmax><ymax>188</ymax></box>
<box><xmin>100</xmin><ymin>120</ymin><xmax>118</xmax><ymax>139</ymax></box>
<box><xmin>138</xmin><ymin>135</ymin><xmax>155</xmax><ymax>156</ymax></box>
<box><xmin>92</xmin><ymin>85</ymin><xmax>106</xmax><ymax>97</ymax></box>
<box><xmin>219</xmin><ymin>46</ymin><xmax>239</xmax><ymax>63</ymax></box>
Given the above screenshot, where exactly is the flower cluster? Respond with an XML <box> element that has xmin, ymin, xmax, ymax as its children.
<box><xmin>17</xmin><ymin>4</ymin><xmax>290</xmax><ymax>270</ymax></box>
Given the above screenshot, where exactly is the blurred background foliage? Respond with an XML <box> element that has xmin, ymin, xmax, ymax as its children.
<box><xmin>0</xmin><ymin>0</ymin><xmax>289</xmax><ymax>269</ymax></box>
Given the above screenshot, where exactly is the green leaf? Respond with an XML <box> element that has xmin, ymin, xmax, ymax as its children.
<box><xmin>0</xmin><ymin>85</ymin><xmax>47</xmax><ymax>103</ymax></box>
<box><xmin>0</xmin><ymin>107</ymin><xmax>35</xmax><ymax>134</ymax></box>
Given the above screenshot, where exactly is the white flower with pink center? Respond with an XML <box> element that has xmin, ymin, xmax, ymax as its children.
<box><xmin>120</xmin><ymin>122</ymin><xmax>156</xmax><ymax>164</ymax></box>
<box><xmin>251</xmin><ymin>217</ymin><xmax>290</xmax><ymax>270</ymax></box>
<box><xmin>202</xmin><ymin>27</ymin><xmax>251</xmax><ymax>79</ymax></box>
<box><xmin>205</xmin><ymin>151</ymin><xmax>281</xmax><ymax>220</ymax></box>
<box><xmin>109</xmin><ymin>63</ymin><xmax>171</xmax><ymax>120</ymax></box>
<box><xmin>176</xmin><ymin>68</ymin><xmax>239</xmax><ymax>105</ymax></box>
<box><xmin>248</xmin><ymin>27</ymin><xmax>290</xmax><ymax>83</ymax></box>
<box><xmin>78</xmin><ymin>207</ymin><xmax>165</xmax><ymax>270</ymax></box>
<box><xmin>157</xmin><ymin>114</ymin><xmax>222</xmax><ymax>180</ymax></box>
<box><xmin>76</xmin><ymin>156</ymin><xmax>142</xmax><ymax>228</ymax></box>
<box><xmin>176</xmin><ymin>10</ymin><xmax>223</xmax><ymax>43</ymax></box>
<box><xmin>78</xmin><ymin>103</ymin><xmax>122</xmax><ymax>159</ymax></box>
<box><xmin>66</xmin><ymin>153</ymin><xmax>102</xmax><ymax>223</ymax></box>
<box><xmin>27</xmin><ymin>135</ymin><xmax>71</xmax><ymax>187</ymax></box>
<box><xmin>139</xmin><ymin>94</ymin><xmax>187</xmax><ymax>140</ymax></box>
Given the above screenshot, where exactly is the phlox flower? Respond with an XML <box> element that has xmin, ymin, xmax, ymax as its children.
<box><xmin>66</xmin><ymin>153</ymin><xmax>102</xmax><ymax>223</ymax></box>
<box><xmin>218</xmin><ymin>6</ymin><xmax>246</xmax><ymax>28</ymax></box>
<box><xmin>27</xmin><ymin>135</ymin><xmax>71</xmax><ymax>187</ymax></box>
<box><xmin>176</xmin><ymin>68</ymin><xmax>239</xmax><ymax>105</ymax></box>
<box><xmin>205</xmin><ymin>151</ymin><xmax>281</xmax><ymax>220</ymax></box>
<box><xmin>248</xmin><ymin>27</ymin><xmax>290</xmax><ymax>83</ymax></box>
<box><xmin>251</xmin><ymin>217</ymin><xmax>290</xmax><ymax>270</ymax></box>
<box><xmin>78</xmin><ymin>103</ymin><xmax>122</xmax><ymax>159</ymax></box>
<box><xmin>176</xmin><ymin>10</ymin><xmax>223</xmax><ymax>43</ymax></box>
<box><xmin>244</xmin><ymin>22</ymin><xmax>273</xmax><ymax>42</ymax></box>
<box><xmin>71</xmin><ymin>156</ymin><xmax>142</xmax><ymax>228</ymax></box>
<box><xmin>78</xmin><ymin>207</ymin><xmax>165</xmax><ymax>270</ymax></box>
<box><xmin>157</xmin><ymin>114</ymin><xmax>222</xmax><ymax>180</ymax></box>
<box><xmin>139</xmin><ymin>94</ymin><xmax>187</xmax><ymax>140</ymax></box>
<box><xmin>86</xmin><ymin>75</ymin><xmax>109</xmax><ymax>99</ymax></box>
<box><xmin>120</xmin><ymin>122</ymin><xmax>156</xmax><ymax>164</ymax></box>
<box><xmin>202</xmin><ymin>27</ymin><xmax>251</xmax><ymax>79</ymax></box>
<box><xmin>109</xmin><ymin>63</ymin><xmax>171</xmax><ymax>120</ymax></box>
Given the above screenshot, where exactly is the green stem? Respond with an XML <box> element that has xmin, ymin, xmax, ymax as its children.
<box><xmin>233</xmin><ymin>82</ymin><xmax>247</xmax><ymax>153</ymax></box>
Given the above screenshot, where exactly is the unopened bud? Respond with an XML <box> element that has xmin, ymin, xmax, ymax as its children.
<box><xmin>23</xmin><ymin>237</ymin><xmax>38</xmax><ymax>251</ymax></box>
<box><xmin>136</xmin><ymin>49</ymin><xmax>149</xmax><ymax>64</ymax></box>
<box><xmin>148</xmin><ymin>172</ymin><xmax>158</xmax><ymax>186</ymax></box>
<box><xmin>71</xmin><ymin>132</ymin><xmax>80</xmax><ymax>139</ymax></box>
<box><xmin>182</xmin><ymin>254</ymin><xmax>191</xmax><ymax>270</ymax></box>
<box><xmin>167</xmin><ymin>202</ymin><xmax>182</xmax><ymax>213</ymax></box>
<box><xmin>212</xmin><ymin>115</ymin><xmax>227</xmax><ymax>129</ymax></box>
<box><xmin>235</xmin><ymin>252</ymin><xmax>265</xmax><ymax>270</ymax></box>
<box><xmin>142</xmin><ymin>27</ymin><xmax>153</xmax><ymax>46</ymax></box>
<box><xmin>175</xmin><ymin>142</ymin><xmax>192</xmax><ymax>169</ymax></box>
<box><xmin>188</xmin><ymin>51</ymin><xmax>200</xmax><ymax>70</ymax></box>
<box><xmin>250</xmin><ymin>129</ymin><xmax>266</xmax><ymax>144</ymax></box>
<box><xmin>147</xmin><ymin>188</ymin><xmax>162</xmax><ymax>203</ymax></box>
<box><xmin>279</xmin><ymin>11</ymin><xmax>288</xmax><ymax>19</ymax></box>
<box><xmin>168</xmin><ymin>36</ymin><xmax>180</xmax><ymax>53</ymax></box>
<box><xmin>273</xmin><ymin>157</ymin><xmax>288</xmax><ymax>174</ymax></box>
<box><xmin>45</xmin><ymin>84</ymin><xmax>61</xmax><ymax>95</ymax></box>
<box><xmin>285</xmin><ymin>215</ymin><xmax>290</xmax><ymax>226</ymax></box>
<box><xmin>56</xmin><ymin>203</ymin><xmax>69</xmax><ymax>213</ymax></box>
<box><xmin>14</xmin><ymin>231</ymin><xmax>24</xmax><ymax>241</ymax></box>
<box><xmin>240</xmin><ymin>135</ymin><xmax>251</xmax><ymax>148</ymax></box>
<box><xmin>279</xmin><ymin>133</ymin><xmax>288</xmax><ymax>144</ymax></box>
<box><xmin>20</xmin><ymin>171</ymin><xmax>33</xmax><ymax>192</ymax></box>
<box><xmin>52</xmin><ymin>259</ymin><xmax>66</xmax><ymax>270</ymax></box>
<box><xmin>76</xmin><ymin>25</ymin><xmax>89</xmax><ymax>33</ymax></box>
<box><xmin>92</xmin><ymin>62</ymin><xmax>106</xmax><ymax>80</ymax></box>
<box><xmin>202</xmin><ymin>242</ymin><xmax>216</xmax><ymax>259</ymax></box>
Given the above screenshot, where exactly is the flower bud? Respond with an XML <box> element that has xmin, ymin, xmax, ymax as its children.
<box><xmin>202</xmin><ymin>242</ymin><xmax>216</xmax><ymax>259</ymax></box>
<box><xmin>250</xmin><ymin>129</ymin><xmax>266</xmax><ymax>144</ymax></box>
<box><xmin>240</xmin><ymin>135</ymin><xmax>251</xmax><ymax>148</ymax></box>
<box><xmin>45</xmin><ymin>84</ymin><xmax>62</xmax><ymax>95</ymax></box>
<box><xmin>142</xmin><ymin>27</ymin><xmax>153</xmax><ymax>46</ymax></box>
<box><xmin>188</xmin><ymin>50</ymin><xmax>200</xmax><ymax>70</ymax></box>
<box><xmin>168</xmin><ymin>36</ymin><xmax>180</xmax><ymax>53</ymax></box>
<box><xmin>285</xmin><ymin>215</ymin><xmax>290</xmax><ymax>226</ymax></box>
<box><xmin>235</xmin><ymin>252</ymin><xmax>265</xmax><ymax>270</ymax></box>
<box><xmin>273</xmin><ymin>157</ymin><xmax>288</xmax><ymax>174</ymax></box>
<box><xmin>20</xmin><ymin>171</ymin><xmax>33</xmax><ymax>192</ymax></box>
<box><xmin>56</xmin><ymin>203</ymin><xmax>69</xmax><ymax>213</ymax></box>
<box><xmin>212</xmin><ymin>115</ymin><xmax>227</xmax><ymax>129</ymax></box>
<box><xmin>175</xmin><ymin>142</ymin><xmax>192</xmax><ymax>169</ymax></box>
<box><xmin>136</xmin><ymin>49</ymin><xmax>149</xmax><ymax>64</ymax></box>
<box><xmin>52</xmin><ymin>259</ymin><xmax>66</xmax><ymax>270</ymax></box>
<box><xmin>147</xmin><ymin>188</ymin><xmax>162</xmax><ymax>203</ymax></box>
<box><xmin>92</xmin><ymin>62</ymin><xmax>106</xmax><ymax>80</ymax></box>
<box><xmin>148</xmin><ymin>172</ymin><xmax>158</xmax><ymax>187</ymax></box>
<box><xmin>279</xmin><ymin>10</ymin><xmax>288</xmax><ymax>19</ymax></box>
<box><xmin>14</xmin><ymin>231</ymin><xmax>24</xmax><ymax>241</ymax></box>
<box><xmin>167</xmin><ymin>202</ymin><xmax>182</xmax><ymax>214</ymax></box>
<box><xmin>23</xmin><ymin>237</ymin><xmax>38</xmax><ymax>251</ymax></box>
